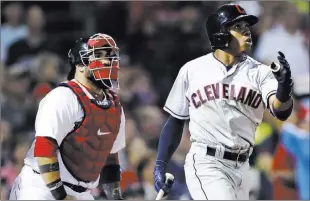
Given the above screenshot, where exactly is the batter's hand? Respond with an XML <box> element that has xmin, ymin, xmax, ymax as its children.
<box><xmin>270</xmin><ymin>51</ymin><xmax>294</xmax><ymax>102</ymax></box>
<box><xmin>270</xmin><ymin>51</ymin><xmax>293</xmax><ymax>87</ymax></box>
<box><xmin>154</xmin><ymin>161</ymin><xmax>173</xmax><ymax>197</ymax></box>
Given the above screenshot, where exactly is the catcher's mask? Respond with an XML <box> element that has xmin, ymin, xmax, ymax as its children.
<box><xmin>78</xmin><ymin>33</ymin><xmax>120</xmax><ymax>89</ymax></box>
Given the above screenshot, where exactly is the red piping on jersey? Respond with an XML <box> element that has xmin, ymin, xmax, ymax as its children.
<box><xmin>34</xmin><ymin>136</ymin><xmax>58</xmax><ymax>157</ymax></box>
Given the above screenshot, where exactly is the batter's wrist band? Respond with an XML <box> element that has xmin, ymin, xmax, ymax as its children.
<box><xmin>271</xmin><ymin>102</ymin><xmax>293</xmax><ymax>121</ymax></box>
<box><xmin>276</xmin><ymin>83</ymin><xmax>291</xmax><ymax>102</ymax></box>
<box><xmin>46</xmin><ymin>179</ymin><xmax>67</xmax><ymax>200</ymax></box>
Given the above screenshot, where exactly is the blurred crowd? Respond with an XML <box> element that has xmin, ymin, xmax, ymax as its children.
<box><xmin>0</xmin><ymin>1</ymin><xmax>309</xmax><ymax>200</ymax></box>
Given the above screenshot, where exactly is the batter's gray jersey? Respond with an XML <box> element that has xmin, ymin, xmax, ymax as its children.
<box><xmin>164</xmin><ymin>53</ymin><xmax>278</xmax><ymax>149</ymax></box>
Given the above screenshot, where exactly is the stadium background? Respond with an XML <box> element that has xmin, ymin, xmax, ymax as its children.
<box><xmin>0</xmin><ymin>1</ymin><xmax>309</xmax><ymax>200</ymax></box>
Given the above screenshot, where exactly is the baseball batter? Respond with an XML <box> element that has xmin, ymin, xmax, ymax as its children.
<box><xmin>154</xmin><ymin>4</ymin><xmax>294</xmax><ymax>200</ymax></box>
<box><xmin>9</xmin><ymin>33</ymin><xmax>126</xmax><ymax>200</ymax></box>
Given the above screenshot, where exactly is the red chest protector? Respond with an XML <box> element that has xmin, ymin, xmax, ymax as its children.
<box><xmin>59</xmin><ymin>81</ymin><xmax>122</xmax><ymax>182</ymax></box>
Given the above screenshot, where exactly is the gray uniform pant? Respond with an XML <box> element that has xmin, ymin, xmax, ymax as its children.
<box><xmin>184</xmin><ymin>142</ymin><xmax>252</xmax><ymax>200</ymax></box>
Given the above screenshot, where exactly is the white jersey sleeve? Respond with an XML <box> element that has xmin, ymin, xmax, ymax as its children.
<box><xmin>164</xmin><ymin>64</ymin><xmax>190</xmax><ymax>120</ymax></box>
<box><xmin>258</xmin><ymin>64</ymin><xmax>278</xmax><ymax>108</ymax></box>
<box><xmin>35</xmin><ymin>87</ymin><xmax>81</xmax><ymax>145</ymax></box>
<box><xmin>110</xmin><ymin>107</ymin><xmax>126</xmax><ymax>153</ymax></box>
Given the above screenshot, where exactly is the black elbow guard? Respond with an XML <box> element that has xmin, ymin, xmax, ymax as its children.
<box><xmin>272</xmin><ymin>103</ymin><xmax>293</xmax><ymax>121</ymax></box>
<box><xmin>100</xmin><ymin>164</ymin><xmax>121</xmax><ymax>183</ymax></box>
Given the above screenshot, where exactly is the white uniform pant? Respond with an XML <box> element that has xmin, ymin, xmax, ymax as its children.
<box><xmin>9</xmin><ymin>165</ymin><xmax>94</xmax><ymax>200</ymax></box>
<box><xmin>184</xmin><ymin>142</ymin><xmax>251</xmax><ymax>200</ymax></box>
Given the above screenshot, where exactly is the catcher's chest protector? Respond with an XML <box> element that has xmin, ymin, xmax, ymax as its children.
<box><xmin>59</xmin><ymin>81</ymin><xmax>122</xmax><ymax>182</ymax></box>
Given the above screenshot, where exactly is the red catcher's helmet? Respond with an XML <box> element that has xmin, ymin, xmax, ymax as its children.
<box><xmin>68</xmin><ymin>33</ymin><xmax>120</xmax><ymax>89</ymax></box>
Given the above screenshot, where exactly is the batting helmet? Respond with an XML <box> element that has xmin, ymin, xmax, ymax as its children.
<box><xmin>67</xmin><ymin>33</ymin><xmax>120</xmax><ymax>89</ymax></box>
<box><xmin>206</xmin><ymin>4</ymin><xmax>258</xmax><ymax>50</ymax></box>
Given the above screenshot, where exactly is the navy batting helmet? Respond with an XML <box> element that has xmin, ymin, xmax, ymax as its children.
<box><xmin>206</xmin><ymin>4</ymin><xmax>258</xmax><ymax>50</ymax></box>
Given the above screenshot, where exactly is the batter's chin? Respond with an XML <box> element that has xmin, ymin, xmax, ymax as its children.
<box><xmin>245</xmin><ymin>41</ymin><xmax>252</xmax><ymax>48</ymax></box>
<box><xmin>241</xmin><ymin>43</ymin><xmax>252</xmax><ymax>54</ymax></box>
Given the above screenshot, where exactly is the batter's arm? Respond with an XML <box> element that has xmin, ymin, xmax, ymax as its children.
<box><xmin>268</xmin><ymin>52</ymin><xmax>294</xmax><ymax>121</ymax></box>
<box><xmin>268</xmin><ymin>95</ymin><xmax>293</xmax><ymax>121</ymax></box>
<box><xmin>100</xmin><ymin>153</ymin><xmax>122</xmax><ymax>200</ymax></box>
<box><xmin>157</xmin><ymin>115</ymin><xmax>185</xmax><ymax>164</ymax></box>
<box><xmin>154</xmin><ymin>115</ymin><xmax>185</xmax><ymax>195</ymax></box>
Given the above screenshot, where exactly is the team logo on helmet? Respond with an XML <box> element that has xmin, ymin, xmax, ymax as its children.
<box><xmin>235</xmin><ymin>5</ymin><xmax>245</xmax><ymax>14</ymax></box>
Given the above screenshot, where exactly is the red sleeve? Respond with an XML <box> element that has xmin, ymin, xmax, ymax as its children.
<box><xmin>34</xmin><ymin>136</ymin><xmax>58</xmax><ymax>157</ymax></box>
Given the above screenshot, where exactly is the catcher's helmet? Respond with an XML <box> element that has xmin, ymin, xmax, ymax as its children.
<box><xmin>68</xmin><ymin>33</ymin><xmax>120</xmax><ymax>89</ymax></box>
<box><xmin>67</xmin><ymin>37</ymin><xmax>89</xmax><ymax>79</ymax></box>
<box><xmin>206</xmin><ymin>4</ymin><xmax>258</xmax><ymax>50</ymax></box>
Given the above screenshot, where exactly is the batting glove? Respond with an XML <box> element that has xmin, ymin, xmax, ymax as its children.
<box><xmin>271</xmin><ymin>51</ymin><xmax>294</xmax><ymax>102</ymax></box>
<box><xmin>154</xmin><ymin>160</ymin><xmax>172</xmax><ymax>197</ymax></box>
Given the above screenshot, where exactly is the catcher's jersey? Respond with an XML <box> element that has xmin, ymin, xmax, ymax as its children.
<box><xmin>164</xmin><ymin>53</ymin><xmax>277</xmax><ymax>149</ymax></box>
<box><xmin>24</xmin><ymin>80</ymin><xmax>126</xmax><ymax>189</ymax></box>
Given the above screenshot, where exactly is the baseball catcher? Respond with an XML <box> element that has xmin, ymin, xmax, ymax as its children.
<box><xmin>9</xmin><ymin>33</ymin><xmax>125</xmax><ymax>200</ymax></box>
